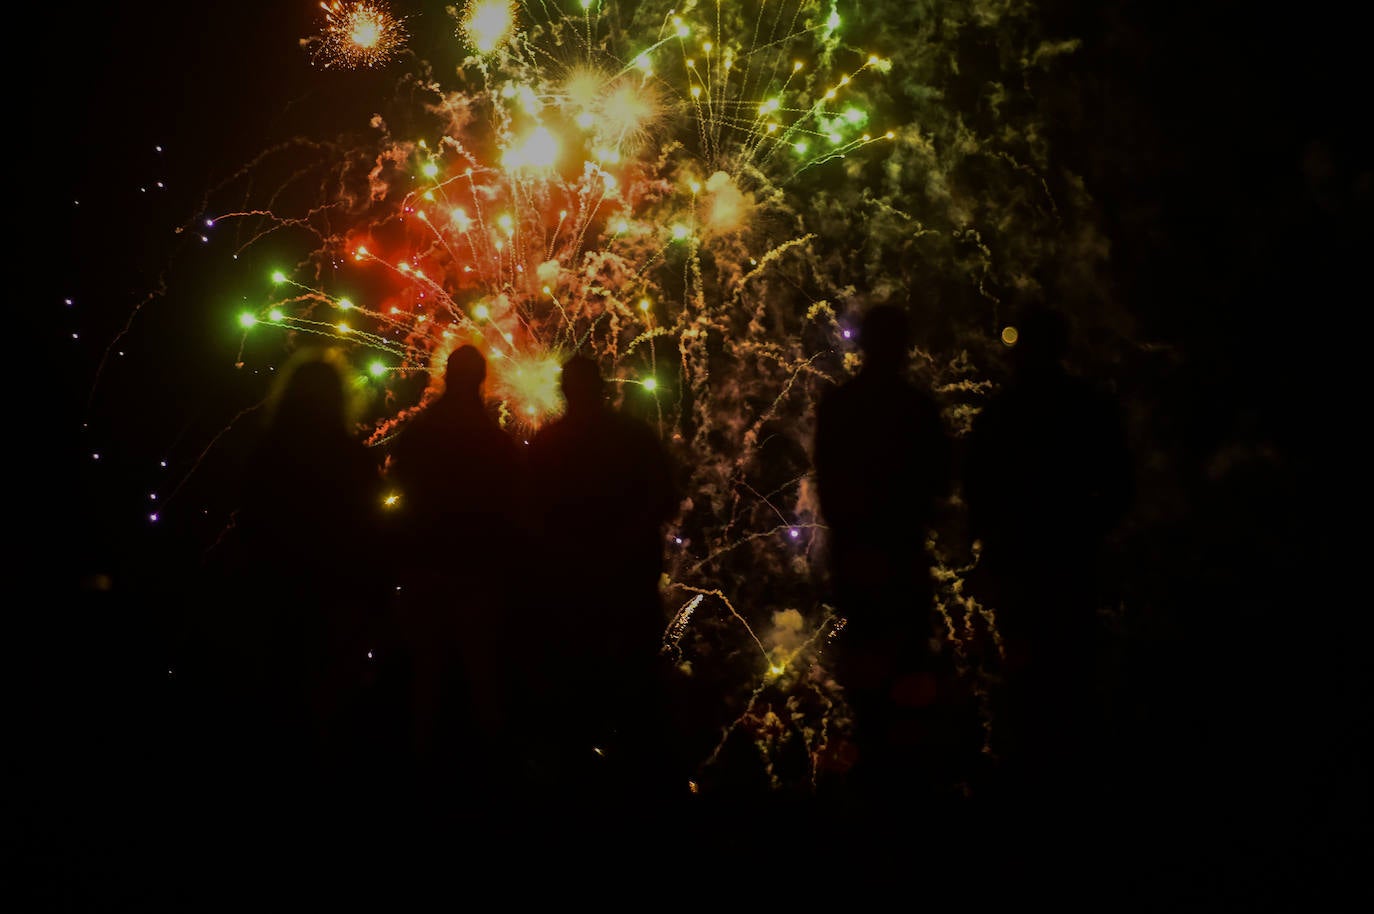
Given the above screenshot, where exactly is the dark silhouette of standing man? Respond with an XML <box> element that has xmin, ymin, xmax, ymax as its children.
<box><xmin>387</xmin><ymin>344</ymin><xmax>523</xmax><ymax>787</ymax></box>
<box><xmin>963</xmin><ymin>306</ymin><xmax>1132</xmax><ymax>800</ymax></box>
<box><xmin>814</xmin><ymin>303</ymin><xmax>953</xmax><ymax>807</ymax></box>
<box><xmin>526</xmin><ymin>355</ymin><xmax>678</xmax><ymax>804</ymax></box>
<box><xmin>229</xmin><ymin>349</ymin><xmax>384</xmax><ymax>785</ymax></box>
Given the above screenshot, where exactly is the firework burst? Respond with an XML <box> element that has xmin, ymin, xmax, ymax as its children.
<box><xmin>312</xmin><ymin>0</ymin><xmax>407</xmax><ymax>69</ymax></box>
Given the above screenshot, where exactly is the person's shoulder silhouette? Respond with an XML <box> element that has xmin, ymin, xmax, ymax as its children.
<box><xmin>388</xmin><ymin>344</ymin><xmax>521</xmax><ymax>554</ymax></box>
<box><xmin>391</xmin><ymin>344</ymin><xmax>517</xmax><ymax>480</ymax></box>
<box><xmin>965</xmin><ymin>306</ymin><xmax>1132</xmax><ymax>561</ymax></box>
<box><xmin>528</xmin><ymin>355</ymin><xmax>676</xmax><ymax>548</ymax></box>
<box><xmin>814</xmin><ymin>303</ymin><xmax>951</xmax><ymax>545</ymax></box>
<box><xmin>237</xmin><ymin>348</ymin><xmax>382</xmax><ymax>575</ymax></box>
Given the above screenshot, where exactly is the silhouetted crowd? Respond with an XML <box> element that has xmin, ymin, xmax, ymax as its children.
<box><xmin>174</xmin><ymin>303</ymin><xmax>1133</xmax><ymax>850</ymax></box>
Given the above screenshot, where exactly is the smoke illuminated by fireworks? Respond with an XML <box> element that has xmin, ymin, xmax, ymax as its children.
<box><xmin>311</xmin><ymin>0</ymin><xmax>408</xmax><ymax>68</ymax></box>
<box><xmin>125</xmin><ymin>0</ymin><xmax>1108</xmax><ymax>789</ymax></box>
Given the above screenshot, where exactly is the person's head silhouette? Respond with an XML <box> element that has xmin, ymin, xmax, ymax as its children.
<box><xmin>1012</xmin><ymin>306</ymin><xmax>1069</xmax><ymax>379</ymax></box>
<box><xmin>444</xmin><ymin>344</ymin><xmax>487</xmax><ymax>400</ymax></box>
<box><xmin>560</xmin><ymin>355</ymin><xmax>604</xmax><ymax>416</ymax></box>
<box><xmin>269</xmin><ymin>349</ymin><xmax>350</xmax><ymax>435</ymax></box>
<box><xmin>859</xmin><ymin>303</ymin><xmax>911</xmax><ymax>375</ymax></box>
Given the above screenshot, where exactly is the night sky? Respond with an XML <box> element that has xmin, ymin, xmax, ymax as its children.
<box><xmin>21</xmin><ymin>0</ymin><xmax>1369</xmax><ymax>903</ymax></box>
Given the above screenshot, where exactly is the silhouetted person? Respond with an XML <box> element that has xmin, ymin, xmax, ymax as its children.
<box><xmin>525</xmin><ymin>355</ymin><xmax>678</xmax><ymax>805</ymax></box>
<box><xmin>387</xmin><ymin>344</ymin><xmax>523</xmax><ymax>788</ymax></box>
<box><xmin>963</xmin><ymin>306</ymin><xmax>1132</xmax><ymax>801</ymax></box>
<box><xmin>814</xmin><ymin>303</ymin><xmax>954</xmax><ymax>809</ymax></box>
<box><xmin>229</xmin><ymin>349</ymin><xmax>384</xmax><ymax>784</ymax></box>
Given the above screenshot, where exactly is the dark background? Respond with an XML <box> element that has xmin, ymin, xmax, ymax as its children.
<box><xmin>18</xmin><ymin>0</ymin><xmax>1369</xmax><ymax>904</ymax></box>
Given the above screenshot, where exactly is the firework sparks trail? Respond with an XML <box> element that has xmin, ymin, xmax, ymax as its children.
<box><xmin>931</xmin><ymin>536</ymin><xmax>1006</xmax><ymax>756</ymax></box>
<box><xmin>88</xmin><ymin>277</ymin><xmax>167</xmax><ymax>415</ymax></box>
<box><xmin>116</xmin><ymin>0</ymin><xmax>1102</xmax><ymax>791</ymax></box>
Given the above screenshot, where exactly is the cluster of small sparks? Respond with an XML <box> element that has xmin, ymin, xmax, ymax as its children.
<box><xmin>312</xmin><ymin>0</ymin><xmax>408</xmax><ymax>68</ymax></box>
